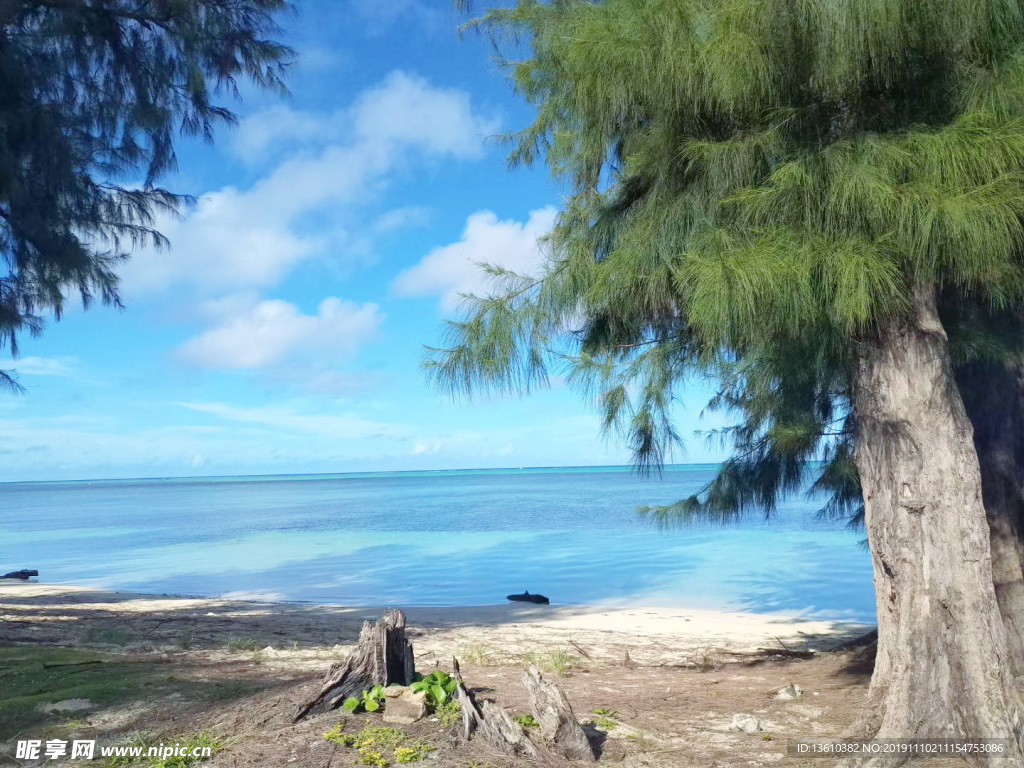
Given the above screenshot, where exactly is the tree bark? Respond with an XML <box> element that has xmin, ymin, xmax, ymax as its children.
<box><xmin>452</xmin><ymin>658</ymin><xmax>540</xmax><ymax>759</ymax></box>
<box><xmin>293</xmin><ymin>609</ymin><xmax>415</xmax><ymax>721</ymax></box>
<box><xmin>846</xmin><ymin>286</ymin><xmax>1024</xmax><ymax>766</ymax></box>
<box><xmin>957</xmin><ymin>354</ymin><xmax>1024</xmax><ymax>679</ymax></box>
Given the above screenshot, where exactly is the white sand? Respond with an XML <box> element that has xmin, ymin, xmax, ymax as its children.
<box><xmin>0</xmin><ymin>582</ymin><xmax>872</xmax><ymax>667</ymax></box>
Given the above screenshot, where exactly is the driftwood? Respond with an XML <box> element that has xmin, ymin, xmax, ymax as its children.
<box><xmin>524</xmin><ymin>664</ymin><xmax>595</xmax><ymax>760</ymax></box>
<box><xmin>453</xmin><ymin>658</ymin><xmax>595</xmax><ymax>762</ymax></box>
<box><xmin>453</xmin><ymin>658</ymin><xmax>538</xmax><ymax>758</ymax></box>
<box><xmin>293</xmin><ymin>609</ymin><xmax>415</xmax><ymax>721</ymax></box>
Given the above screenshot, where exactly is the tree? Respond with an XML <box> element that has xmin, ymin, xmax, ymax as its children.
<box><xmin>0</xmin><ymin>0</ymin><xmax>293</xmax><ymax>390</ymax></box>
<box><xmin>437</xmin><ymin>1</ymin><xmax>1024</xmax><ymax>762</ymax></box>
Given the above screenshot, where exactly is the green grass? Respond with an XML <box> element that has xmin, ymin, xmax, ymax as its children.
<box><xmin>105</xmin><ymin>731</ymin><xmax>227</xmax><ymax>768</ymax></box>
<box><xmin>0</xmin><ymin>645</ymin><xmax>271</xmax><ymax>740</ymax></box>
<box><xmin>225</xmin><ymin>636</ymin><xmax>260</xmax><ymax>652</ymax></box>
<box><xmin>522</xmin><ymin>649</ymin><xmax>579</xmax><ymax>677</ymax></box>
<box><xmin>81</xmin><ymin>628</ymin><xmax>136</xmax><ymax>647</ymax></box>
<box><xmin>0</xmin><ymin>647</ymin><xmax>165</xmax><ymax>739</ymax></box>
<box><xmin>323</xmin><ymin>725</ymin><xmax>435</xmax><ymax>765</ymax></box>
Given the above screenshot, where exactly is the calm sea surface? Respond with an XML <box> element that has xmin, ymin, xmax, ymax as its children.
<box><xmin>1</xmin><ymin>465</ymin><xmax>876</xmax><ymax>622</ymax></box>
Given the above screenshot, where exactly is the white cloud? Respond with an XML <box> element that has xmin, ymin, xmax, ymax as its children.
<box><xmin>122</xmin><ymin>72</ymin><xmax>499</xmax><ymax>297</ymax></box>
<box><xmin>5</xmin><ymin>356</ymin><xmax>77</xmax><ymax>377</ymax></box>
<box><xmin>178</xmin><ymin>401</ymin><xmax>409</xmax><ymax>439</ymax></box>
<box><xmin>393</xmin><ymin>207</ymin><xmax>557</xmax><ymax>311</ymax></box>
<box><xmin>177</xmin><ymin>297</ymin><xmax>383</xmax><ymax>370</ymax></box>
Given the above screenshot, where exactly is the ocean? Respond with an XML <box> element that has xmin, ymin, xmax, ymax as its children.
<box><xmin>1</xmin><ymin>465</ymin><xmax>876</xmax><ymax>622</ymax></box>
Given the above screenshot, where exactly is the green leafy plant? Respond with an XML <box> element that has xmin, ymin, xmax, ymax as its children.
<box><xmin>342</xmin><ymin>685</ymin><xmax>387</xmax><ymax>714</ymax></box>
<box><xmin>411</xmin><ymin>670</ymin><xmax>458</xmax><ymax>709</ymax></box>
<box><xmin>435</xmin><ymin>700</ymin><xmax>462</xmax><ymax>728</ymax></box>
<box><xmin>513</xmin><ymin>715</ymin><xmax>538</xmax><ymax>728</ymax></box>
<box><xmin>592</xmin><ymin>708</ymin><xmax>618</xmax><ymax>717</ymax></box>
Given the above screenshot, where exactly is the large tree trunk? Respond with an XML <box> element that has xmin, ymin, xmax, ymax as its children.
<box><xmin>957</xmin><ymin>354</ymin><xmax>1024</xmax><ymax>679</ymax></box>
<box><xmin>846</xmin><ymin>286</ymin><xmax>1024</xmax><ymax>766</ymax></box>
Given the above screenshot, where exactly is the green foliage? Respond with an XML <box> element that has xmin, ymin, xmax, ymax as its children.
<box><xmin>513</xmin><ymin>714</ymin><xmax>538</xmax><ymax>727</ymax></box>
<box><xmin>411</xmin><ymin>670</ymin><xmax>458</xmax><ymax>709</ymax></box>
<box><xmin>437</xmin><ymin>0</ymin><xmax>1024</xmax><ymax>523</ymax></box>
<box><xmin>0</xmin><ymin>0</ymin><xmax>292</xmax><ymax>390</ymax></box>
<box><xmin>342</xmin><ymin>685</ymin><xmax>387</xmax><ymax>714</ymax></box>
<box><xmin>435</xmin><ymin>699</ymin><xmax>462</xmax><ymax>728</ymax></box>
<box><xmin>323</xmin><ymin>726</ymin><xmax>435</xmax><ymax>766</ymax></box>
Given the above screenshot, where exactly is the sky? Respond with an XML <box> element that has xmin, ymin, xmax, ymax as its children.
<box><xmin>0</xmin><ymin>1</ymin><xmax>730</xmax><ymax>482</ymax></box>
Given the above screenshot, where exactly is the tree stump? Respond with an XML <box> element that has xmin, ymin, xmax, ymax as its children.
<box><xmin>293</xmin><ymin>609</ymin><xmax>415</xmax><ymax>721</ymax></box>
<box><xmin>524</xmin><ymin>664</ymin><xmax>596</xmax><ymax>760</ymax></box>
<box><xmin>452</xmin><ymin>658</ymin><xmax>538</xmax><ymax>758</ymax></box>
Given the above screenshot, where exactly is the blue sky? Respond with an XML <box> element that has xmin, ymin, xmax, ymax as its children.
<box><xmin>0</xmin><ymin>1</ymin><xmax>729</xmax><ymax>482</ymax></box>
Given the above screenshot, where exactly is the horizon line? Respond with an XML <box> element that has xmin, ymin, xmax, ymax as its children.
<box><xmin>0</xmin><ymin>461</ymin><xmax>732</xmax><ymax>487</ymax></box>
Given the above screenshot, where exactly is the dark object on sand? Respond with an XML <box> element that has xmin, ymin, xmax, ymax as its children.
<box><xmin>507</xmin><ymin>591</ymin><xmax>549</xmax><ymax>605</ymax></box>
<box><xmin>2</xmin><ymin>569</ymin><xmax>38</xmax><ymax>580</ymax></box>
<box><xmin>293</xmin><ymin>608</ymin><xmax>415</xmax><ymax>721</ymax></box>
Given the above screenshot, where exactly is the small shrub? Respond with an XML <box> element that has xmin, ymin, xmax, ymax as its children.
<box><xmin>688</xmin><ymin>646</ymin><xmax>724</xmax><ymax>672</ymax></box>
<box><xmin>225</xmin><ymin>637</ymin><xmax>259</xmax><ymax>652</ymax></box>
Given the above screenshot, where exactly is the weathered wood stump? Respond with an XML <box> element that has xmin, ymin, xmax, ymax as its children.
<box><xmin>524</xmin><ymin>664</ymin><xmax>595</xmax><ymax>760</ymax></box>
<box><xmin>452</xmin><ymin>658</ymin><xmax>538</xmax><ymax>758</ymax></box>
<box><xmin>293</xmin><ymin>609</ymin><xmax>415</xmax><ymax>721</ymax></box>
<box><xmin>452</xmin><ymin>658</ymin><xmax>595</xmax><ymax>762</ymax></box>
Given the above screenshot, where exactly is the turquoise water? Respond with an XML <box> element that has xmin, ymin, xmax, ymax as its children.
<box><xmin>1</xmin><ymin>465</ymin><xmax>876</xmax><ymax>622</ymax></box>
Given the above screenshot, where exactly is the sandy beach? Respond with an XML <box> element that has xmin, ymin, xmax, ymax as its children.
<box><xmin>0</xmin><ymin>582</ymin><xmax>868</xmax><ymax>664</ymax></box>
<box><xmin>0</xmin><ymin>581</ymin><xmax>916</xmax><ymax>767</ymax></box>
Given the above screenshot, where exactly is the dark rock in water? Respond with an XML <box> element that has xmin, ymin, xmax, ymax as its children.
<box><xmin>507</xmin><ymin>591</ymin><xmax>549</xmax><ymax>605</ymax></box>
<box><xmin>2</xmin><ymin>569</ymin><xmax>38</xmax><ymax>580</ymax></box>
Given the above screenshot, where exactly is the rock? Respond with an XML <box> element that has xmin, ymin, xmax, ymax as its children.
<box><xmin>2</xmin><ymin>569</ymin><xmax>38</xmax><ymax>580</ymax></box>
<box><xmin>731</xmin><ymin>714</ymin><xmax>762</xmax><ymax>733</ymax></box>
<box><xmin>383</xmin><ymin>685</ymin><xmax>408</xmax><ymax>699</ymax></box>
<box><xmin>507</xmin><ymin>591</ymin><xmax>550</xmax><ymax>605</ymax></box>
<box><xmin>382</xmin><ymin>688</ymin><xmax>426</xmax><ymax>724</ymax></box>
<box><xmin>776</xmin><ymin>684</ymin><xmax>803</xmax><ymax>701</ymax></box>
<box><xmin>37</xmin><ymin>699</ymin><xmax>93</xmax><ymax>714</ymax></box>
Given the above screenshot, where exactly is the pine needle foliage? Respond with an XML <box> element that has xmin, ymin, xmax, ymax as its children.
<box><xmin>433</xmin><ymin>0</ymin><xmax>1024</xmax><ymax>523</ymax></box>
<box><xmin>0</xmin><ymin>0</ymin><xmax>293</xmax><ymax>390</ymax></box>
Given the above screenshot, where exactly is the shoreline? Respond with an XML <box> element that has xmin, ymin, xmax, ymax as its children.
<box><xmin>0</xmin><ymin>581</ymin><xmax>873</xmax><ymax>665</ymax></box>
